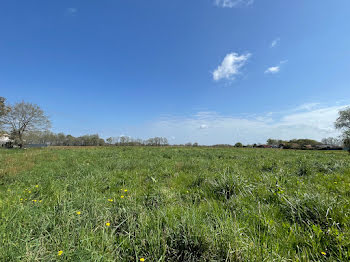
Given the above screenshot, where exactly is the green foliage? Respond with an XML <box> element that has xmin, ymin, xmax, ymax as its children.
<box><xmin>234</xmin><ymin>142</ymin><xmax>243</xmax><ymax>147</ymax></box>
<box><xmin>1</xmin><ymin>147</ymin><xmax>350</xmax><ymax>261</ymax></box>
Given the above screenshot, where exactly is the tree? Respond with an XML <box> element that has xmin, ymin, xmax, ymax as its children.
<box><xmin>335</xmin><ymin>107</ymin><xmax>350</xmax><ymax>152</ymax></box>
<box><xmin>106</xmin><ymin>137</ymin><xmax>113</xmax><ymax>145</ymax></box>
<box><xmin>0</xmin><ymin>97</ymin><xmax>6</xmax><ymax>116</ymax></box>
<box><xmin>1</xmin><ymin>101</ymin><xmax>51</xmax><ymax>147</ymax></box>
<box><xmin>0</xmin><ymin>97</ymin><xmax>9</xmax><ymax>131</ymax></box>
<box><xmin>321</xmin><ymin>137</ymin><xmax>342</xmax><ymax>147</ymax></box>
<box><xmin>234</xmin><ymin>142</ymin><xmax>243</xmax><ymax>147</ymax></box>
<box><xmin>335</xmin><ymin>107</ymin><xmax>350</xmax><ymax>130</ymax></box>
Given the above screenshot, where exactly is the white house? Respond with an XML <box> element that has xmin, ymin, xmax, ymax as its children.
<box><xmin>0</xmin><ymin>133</ymin><xmax>13</xmax><ymax>147</ymax></box>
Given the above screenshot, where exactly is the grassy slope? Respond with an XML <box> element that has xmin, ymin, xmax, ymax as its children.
<box><xmin>0</xmin><ymin>147</ymin><xmax>349</xmax><ymax>261</ymax></box>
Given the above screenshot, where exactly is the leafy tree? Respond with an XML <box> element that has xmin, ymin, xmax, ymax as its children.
<box><xmin>266</xmin><ymin>139</ymin><xmax>281</xmax><ymax>146</ymax></box>
<box><xmin>234</xmin><ymin>142</ymin><xmax>243</xmax><ymax>147</ymax></box>
<box><xmin>106</xmin><ymin>137</ymin><xmax>113</xmax><ymax>145</ymax></box>
<box><xmin>1</xmin><ymin>101</ymin><xmax>51</xmax><ymax>147</ymax></box>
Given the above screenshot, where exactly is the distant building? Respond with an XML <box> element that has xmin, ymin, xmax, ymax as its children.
<box><xmin>0</xmin><ymin>133</ymin><xmax>14</xmax><ymax>148</ymax></box>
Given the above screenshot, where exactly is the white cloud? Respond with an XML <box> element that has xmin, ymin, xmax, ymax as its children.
<box><xmin>66</xmin><ymin>8</ymin><xmax>77</xmax><ymax>16</ymax></box>
<box><xmin>214</xmin><ymin>0</ymin><xmax>254</xmax><ymax>8</ymax></box>
<box><xmin>213</xmin><ymin>52</ymin><xmax>251</xmax><ymax>81</ymax></box>
<box><xmin>133</xmin><ymin>103</ymin><xmax>348</xmax><ymax>145</ymax></box>
<box><xmin>271</xmin><ymin>38</ymin><xmax>280</xmax><ymax>48</ymax></box>
<box><xmin>265</xmin><ymin>60</ymin><xmax>287</xmax><ymax>74</ymax></box>
<box><xmin>265</xmin><ymin>66</ymin><xmax>280</xmax><ymax>74</ymax></box>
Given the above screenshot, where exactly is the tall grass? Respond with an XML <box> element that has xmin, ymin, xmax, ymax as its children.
<box><xmin>0</xmin><ymin>147</ymin><xmax>349</xmax><ymax>261</ymax></box>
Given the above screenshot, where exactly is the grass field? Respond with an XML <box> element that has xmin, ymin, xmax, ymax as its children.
<box><xmin>0</xmin><ymin>147</ymin><xmax>349</xmax><ymax>261</ymax></box>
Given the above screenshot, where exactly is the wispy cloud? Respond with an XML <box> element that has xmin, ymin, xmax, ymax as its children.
<box><xmin>136</xmin><ymin>103</ymin><xmax>348</xmax><ymax>145</ymax></box>
<box><xmin>214</xmin><ymin>0</ymin><xmax>254</xmax><ymax>8</ymax></box>
<box><xmin>265</xmin><ymin>66</ymin><xmax>280</xmax><ymax>74</ymax></box>
<box><xmin>294</xmin><ymin>103</ymin><xmax>320</xmax><ymax>112</ymax></box>
<box><xmin>264</xmin><ymin>60</ymin><xmax>287</xmax><ymax>74</ymax></box>
<box><xmin>66</xmin><ymin>8</ymin><xmax>77</xmax><ymax>16</ymax></box>
<box><xmin>213</xmin><ymin>52</ymin><xmax>251</xmax><ymax>81</ymax></box>
<box><xmin>270</xmin><ymin>38</ymin><xmax>280</xmax><ymax>48</ymax></box>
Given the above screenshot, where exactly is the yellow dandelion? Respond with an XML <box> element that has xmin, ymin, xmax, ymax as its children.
<box><xmin>20</xmin><ymin>198</ymin><xmax>23</xmax><ymax>201</ymax></box>
<box><xmin>120</xmin><ymin>195</ymin><xmax>125</xmax><ymax>199</ymax></box>
<box><xmin>140</xmin><ymin>258</ymin><xmax>145</xmax><ymax>262</ymax></box>
<box><xmin>39</xmin><ymin>200</ymin><xmax>42</xmax><ymax>203</ymax></box>
<box><xmin>108</xmin><ymin>199</ymin><xmax>114</xmax><ymax>202</ymax></box>
<box><xmin>76</xmin><ymin>211</ymin><xmax>81</xmax><ymax>215</ymax></box>
<box><xmin>58</xmin><ymin>250</ymin><xmax>63</xmax><ymax>256</ymax></box>
<box><xmin>321</xmin><ymin>251</ymin><xmax>326</xmax><ymax>256</ymax></box>
<box><xmin>28</xmin><ymin>191</ymin><xmax>31</xmax><ymax>193</ymax></box>
<box><xmin>35</xmin><ymin>185</ymin><xmax>39</xmax><ymax>188</ymax></box>
<box><xmin>32</xmin><ymin>200</ymin><xmax>37</xmax><ymax>203</ymax></box>
<box><xmin>124</xmin><ymin>189</ymin><xmax>128</xmax><ymax>192</ymax></box>
<box><xmin>106</xmin><ymin>222</ymin><xmax>111</xmax><ymax>227</ymax></box>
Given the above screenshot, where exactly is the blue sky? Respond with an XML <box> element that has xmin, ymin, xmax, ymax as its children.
<box><xmin>1</xmin><ymin>0</ymin><xmax>350</xmax><ymax>144</ymax></box>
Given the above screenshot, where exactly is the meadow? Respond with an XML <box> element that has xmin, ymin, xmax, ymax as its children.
<box><xmin>0</xmin><ymin>147</ymin><xmax>349</xmax><ymax>261</ymax></box>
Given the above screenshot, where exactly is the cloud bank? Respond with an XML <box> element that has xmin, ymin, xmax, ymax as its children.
<box><xmin>136</xmin><ymin>103</ymin><xmax>348</xmax><ymax>145</ymax></box>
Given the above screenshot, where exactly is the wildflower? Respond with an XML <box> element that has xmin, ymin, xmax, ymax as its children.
<box><xmin>120</xmin><ymin>195</ymin><xmax>125</xmax><ymax>199</ymax></box>
<box><xmin>124</xmin><ymin>189</ymin><xmax>128</xmax><ymax>192</ymax></box>
<box><xmin>39</xmin><ymin>200</ymin><xmax>42</xmax><ymax>203</ymax></box>
<box><xmin>140</xmin><ymin>258</ymin><xmax>145</xmax><ymax>262</ymax></box>
<box><xmin>108</xmin><ymin>199</ymin><xmax>114</xmax><ymax>202</ymax></box>
<box><xmin>20</xmin><ymin>198</ymin><xmax>23</xmax><ymax>201</ymax></box>
<box><xmin>106</xmin><ymin>222</ymin><xmax>111</xmax><ymax>227</ymax></box>
<box><xmin>186</xmin><ymin>190</ymin><xmax>189</xmax><ymax>193</ymax></box>
<box><xmin>35</xmin><ymin>185</ymin><xmax>39</xmax><ymax>188</ymax></box>
<box><xmin>76</xmin><ymin>211</ymin><xmax>81</xmax><ymax>215</ymax></box>
<box><xmin>321</xmin><ymin>251</ymin><xmax>326</xmax><ymax>256</ymax></box>
<box><xmin>28</xmin><ymin>191</ymin><xmax>31</xmax><ymax>193</ymax></box>
<box><xmin>58</xmin><ymin>250</ymin><xmax>63</xmax><ymax>256</ymax></box>
<box><xmin>32</xmin><ymin>200</ymin><xmax>37</xmax><ymax>203</ymax></box>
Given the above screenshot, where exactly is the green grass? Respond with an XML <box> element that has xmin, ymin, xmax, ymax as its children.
<box><xmin>0</xmin><ymin>147</ymin><xmax>349</xmax><ymax>261</ymax></box>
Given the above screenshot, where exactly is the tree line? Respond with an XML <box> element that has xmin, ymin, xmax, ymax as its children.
<box><xmin>1</xmin><ymin>96</ymin><xmax>350</xmax><ymax>151</ymax></box>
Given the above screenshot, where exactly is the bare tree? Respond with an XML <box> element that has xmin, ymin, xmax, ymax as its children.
<box><xmin>2</xmin><ymin>101</ymin><xmax>51</xmax><ymax>147</ymax></box>
<box><xmin>335</xmin><ymin>107</ymin><xmax>350</xmax><ymax>130</ymax></box>
<box><xmin>0</xmin><ymin>97</ymin><xmax>9</xmax><ymax>130</ymax></box>
<box><xmin>321</xmin><ymin>137</ymin><xmax>342</xmax><ymax>147</ymax></box>
<box><xmin>335</xmin><ymin>107</ymin><xmax>350</xmax><ymax>152</ymax></box>
<box><xmin>0</xmin><ymin>97</ymin><xmax>5</xmax><ymax>116</ymax></box>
